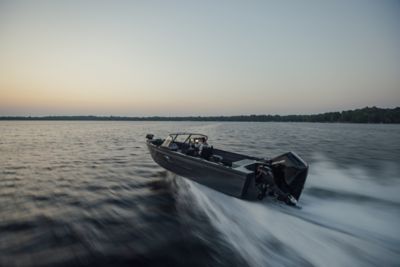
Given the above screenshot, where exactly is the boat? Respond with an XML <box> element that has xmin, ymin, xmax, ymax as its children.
<box><xmin>146</xmin><ymin>133</ymin><xmax>308</xmax><ymax>205</ymax></box>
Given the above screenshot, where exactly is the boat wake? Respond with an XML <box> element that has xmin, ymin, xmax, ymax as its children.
<box><xmin>174</xmin><ymin>154</ymin><xmax>400</xmax><ymax>267</ymax></box>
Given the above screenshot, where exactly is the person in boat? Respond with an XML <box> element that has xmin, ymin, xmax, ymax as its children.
<box><xmin>185</xmin><ymin>138</ymin><xmax>199</xmax><ymax>156</ymax></box>
<box><xmin>191</xmin><ymin>138</ymin><xmax>204</xmax><ymax>154</ymax></box>
<box><xmin>199</xmin><ymin>137</ymin><xmax>209</xmax><ymax>155</ymax></box>
<box><xmin>184</xmin><ymin>137</ymin><xmax>212</xmax><ymax>159</ymax></box>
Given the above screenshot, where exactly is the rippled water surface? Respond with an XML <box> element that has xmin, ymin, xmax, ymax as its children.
<box><xmin>1</xmin><ymin>121</ymin><xmax>399</xmax><ymax>266</ymax></box>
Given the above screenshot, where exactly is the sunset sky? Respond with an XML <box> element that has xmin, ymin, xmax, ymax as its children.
<box><xmin>0</xmin><ymin>0</ymin><xmax>399</xmax><ymax>116</ymax></box>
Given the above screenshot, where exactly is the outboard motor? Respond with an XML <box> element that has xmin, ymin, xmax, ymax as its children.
<box><xmin>255</xmin><ymin>152</ymin><xmax>308</xmax><ymax>205</ymax></box>
<box><xmin>256</xmin><ymin>164</ymin><xmax>297</xmax><ymax>205</ymax></box>
<box><xmin>146</xmin><ymin>134</ymin><xmax>154</xmax><ymax>140</ymax></box>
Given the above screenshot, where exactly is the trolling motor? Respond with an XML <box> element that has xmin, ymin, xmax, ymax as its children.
<box><xmin>255</xmin><ymin>162</ymin><xmax>297</xmax><ymax>206</ymax></box>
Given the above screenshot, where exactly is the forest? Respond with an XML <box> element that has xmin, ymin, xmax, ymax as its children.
<box><xmin>1</xmin><ymin>107</ymin><xmax>399</xmax><ymax>123</ymax></box>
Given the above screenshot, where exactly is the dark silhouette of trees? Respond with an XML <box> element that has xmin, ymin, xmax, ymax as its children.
<box><xmin>1</xmin><ymin>107</ymin><xmax>399</xmax><ymax>123</ymax></box>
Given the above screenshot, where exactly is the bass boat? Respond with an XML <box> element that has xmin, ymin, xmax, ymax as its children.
<box><xmin>146</xmin><ymin>133</ymin><xmax>308</xmax><ymax>206</ymax></box>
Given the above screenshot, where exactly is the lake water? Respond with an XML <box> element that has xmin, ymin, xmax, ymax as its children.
<box><xmin>1</xmin><ymin>121</ymin><xmax>399</xmax><ymax>267</ymax></box>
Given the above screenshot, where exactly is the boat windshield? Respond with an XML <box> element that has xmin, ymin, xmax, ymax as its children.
<box><xmin>161</xmin><ymin>133</ymin><xmax>208</xmax><ymax>147</ymax></box>
<box><xmin>174</xmin><ymin>134</ymin><xmax>190</xmax><ymax>143</ymax></box>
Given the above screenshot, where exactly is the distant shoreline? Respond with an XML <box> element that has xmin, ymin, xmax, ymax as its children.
<box><xmin>1</xmin><ymin>107</ymin><xmax>399</xmax><ymax>123</ymax></box>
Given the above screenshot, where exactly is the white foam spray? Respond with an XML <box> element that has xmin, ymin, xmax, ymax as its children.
<box><xmin>176</xmin><ymin>155</ymin><xmax>400</xmax><ymax>267</ymax></box>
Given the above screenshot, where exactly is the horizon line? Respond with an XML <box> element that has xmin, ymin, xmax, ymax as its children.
<box><xmin>0</xmin><ymin>106</ymin><xmax>399</xmax><ymax>118</ymax></box>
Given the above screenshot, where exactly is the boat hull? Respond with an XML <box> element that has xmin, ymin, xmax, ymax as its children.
<box><xmin>147</xmin><ymin>142</ymin><xmax>259</xmax><ymax>199</ymax></box>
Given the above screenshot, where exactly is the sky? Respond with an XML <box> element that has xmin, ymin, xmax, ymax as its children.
<box><xmin>0</xmin><ymin>0</ymin><xmax>399</xmax><ymax>116</ymax></box>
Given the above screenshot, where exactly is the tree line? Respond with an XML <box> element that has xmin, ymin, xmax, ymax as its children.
<box><xmin>1</xmin><ymin>106</ymin><xmax>399</xmax><ymax>123</ymax></box>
